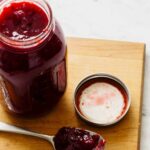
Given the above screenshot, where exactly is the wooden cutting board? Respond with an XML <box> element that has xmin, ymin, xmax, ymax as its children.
<box><xmin>0</xmin><ymin>37</ymin><xmax>145</xmax><ymax>150</ymax></box>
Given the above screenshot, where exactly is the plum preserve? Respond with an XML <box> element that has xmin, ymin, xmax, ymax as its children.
<box><xmin>0</xmin><ymin>0</ymin><xmax>67</xmax><ymax>116</ymax></box>
<box><xmin>54</xmin><ymin>127</ymin><xmax>105</xmax><ymax>150</ymax></box>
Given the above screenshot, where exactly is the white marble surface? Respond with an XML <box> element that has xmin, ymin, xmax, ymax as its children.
<box><xmin>49</xmin><ymin>0</ymin><xmax>150</xmax><ymax>149</ymax></box>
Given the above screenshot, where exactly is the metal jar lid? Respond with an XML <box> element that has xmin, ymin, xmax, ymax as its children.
<box><xmin>74</xmin><ymin>73</ymin><xmax>131</xmax><ymax>126</ymax></box>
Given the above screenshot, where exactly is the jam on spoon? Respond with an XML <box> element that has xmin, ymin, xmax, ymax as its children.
<box><xmin>54</xmin><ymin>127</ymin><xmax>105</xmax><ymax>150</ymax></box>
<box><xmin>0</xmin><ymin>122</ymin><xmax>106</xmax><ymax>150</ymax></box>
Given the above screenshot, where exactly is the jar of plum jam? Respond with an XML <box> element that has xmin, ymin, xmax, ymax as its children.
<box><xmin>0</xmin><ymin>0</ymin><xmax>67</xmax><ymax>116</ymax></box>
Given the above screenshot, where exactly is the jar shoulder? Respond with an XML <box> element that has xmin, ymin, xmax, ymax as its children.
<box><xmin>0</xmin><ymin>19</ymin><xmax>67</xmax><ymax>73</ymax></box>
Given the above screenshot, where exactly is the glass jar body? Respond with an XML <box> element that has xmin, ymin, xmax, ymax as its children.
<box><xmin>0</xmin><ymin>18</ymin><xmax>67</xmax><ymax>116</ymax></box>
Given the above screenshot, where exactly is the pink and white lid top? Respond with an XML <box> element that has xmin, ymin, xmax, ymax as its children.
<box><xmin>79</xmin><ymin>82</ymin><xmax>125</xmax><ymax>124</ymax></box>
<box><xmin>75</xmin><ymin>74</ymin><xmax>130</xmax><ymax>126</ymax></box>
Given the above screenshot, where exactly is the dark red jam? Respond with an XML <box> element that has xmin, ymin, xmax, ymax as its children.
<box><xmin>54</xmin><ymin>127</ymin><xmax>105</xmax><ymax>150</ymax></box>
<box><xmin>0</xmin><ymin>2</ymin><xmax>48</xmax><ymax>40</ymax></box>
<box><xmin>0</xmin><ymin>1</ymin><xmax>67</xmax><ymax>116</ymax></box>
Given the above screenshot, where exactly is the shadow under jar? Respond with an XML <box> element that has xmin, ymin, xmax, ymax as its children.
<box><xmin>0</xmin><ymin>0</ymin><xmax>67</xmax><ymax>116</ymax></box>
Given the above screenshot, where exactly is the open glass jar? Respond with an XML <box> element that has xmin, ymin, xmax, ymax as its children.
<box><xmin>0</xmin><ymin>0</ymin><xmax>67</xmax><ymax>116</ymax></box>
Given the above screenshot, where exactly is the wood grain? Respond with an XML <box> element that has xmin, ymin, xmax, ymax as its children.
<box><xmin>0</xmin><ymin>37</ymin><xmax>145</xmax><ymax>150</ymax></box>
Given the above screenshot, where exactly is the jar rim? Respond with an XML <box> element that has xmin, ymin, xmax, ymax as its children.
<box><xmin>0</xmin><ymin>0</ymin><xmax>54</xmax><ymax>51</ymax></box>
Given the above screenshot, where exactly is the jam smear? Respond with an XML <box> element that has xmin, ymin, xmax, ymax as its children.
<box><xmin>54</xmin><ymin>127</ymin><xmax>105</xmax><ymax>150</ymax></box>
<box><xmin>0</xmin><ymin>2</ymin><xmax>48</xmax><ymax>40</ymax></box>
<box><xmin>76</xmin><ymin>78</ymin><xmax>128</xmax><ymax>122</ymax></box>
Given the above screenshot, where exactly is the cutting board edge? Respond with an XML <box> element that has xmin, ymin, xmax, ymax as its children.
<box><xmin>138</xmin><ymin>46</ymin><xmax>146</xmax><ymax>150</ymax></box>
<box><xmin>67</xmin><ymin>37</ymin><xmax>146</xmax><ymax>46</ymax></box>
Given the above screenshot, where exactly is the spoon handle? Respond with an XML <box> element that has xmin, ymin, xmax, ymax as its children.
<box><xmin>0</xmin><ymin>122</ymin><xmax>53</xmax><ymax>141</ymax></box>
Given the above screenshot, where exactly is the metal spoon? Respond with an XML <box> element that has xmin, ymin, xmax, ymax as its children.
<box><xmin>0</xmin><ymin>122</ymin><xmax>56</xmax><ymax>149</ymax></box>
<box><xmin>0</xmin><ymin>122</ymin><xmax>105</xmax><ymax>150</ymax></box>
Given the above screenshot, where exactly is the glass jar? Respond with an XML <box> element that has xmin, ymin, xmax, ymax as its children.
<box><xmin>0</xmin><ymin>0</ymin><xmax>67</xmax><ymax>116</ymax></box>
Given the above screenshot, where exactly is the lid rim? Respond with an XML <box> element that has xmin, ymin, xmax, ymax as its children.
<box><xmin>74</xmin><ymin>73</ymin><xmax>131</xmax><ymax>126</ymax></box>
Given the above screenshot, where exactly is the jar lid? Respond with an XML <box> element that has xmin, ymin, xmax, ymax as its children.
<box><xmin>74</xmin><ymin>73</ymin><xmax>131</xmax><ymax>126</ymax></box>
